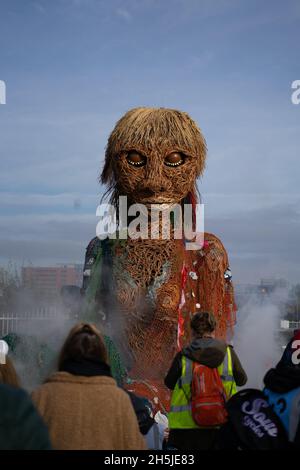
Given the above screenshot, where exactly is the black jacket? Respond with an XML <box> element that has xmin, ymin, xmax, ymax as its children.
<box><xmin>0</xmin><ymin>384</ymin><xmax>51</xmax><ymax>450</ymax></box>
<box><xmin>264</xmin><ymin>365</ymin><xmax>300</xmax><ymax>394</ymax></box>
<box><xmin>264</xmin><ymin>335</ymin><xmax>300</xmax><ymax>394</ymax></box>
<box><xmin>263</xmin><ymin>347</ymin><xmax>300</xmax><ymax>447</ymax></box>
<box><xmin>164</xmin><ymin>337</ymin><xmax>247</xmax><ymax>390</ymax></box>
<box><xmin>126</xmin><ymin>391</ymin><xmax>155</xmax><ymax>435</ymax></box>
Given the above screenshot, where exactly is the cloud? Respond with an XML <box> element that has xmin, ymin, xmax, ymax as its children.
<box><xmin>0</xmin><ymin>238</ymin><xmax>85</xmax><ymax>266</ymax></box>
<box><xmin>32</xmin><ymin>2</ymin><xmax>46</xmax><ymax>14</ymax></box>
<box><xmin>0</xmin><ymin>194</ymin><xmax>299</xmax><ymax>284</ymax></box>
<box><xmin>1</xmin><ymin>0</ymin><xmax>300</xmax><ymax>288</ymax></box>
<box><xmin>115</xmin><ymin>8</ymin><xmax>132</xmax><ymax>22</ymax></box>
<box><xmin>205</xmin><ymin>201</ymin><xmax>300</xmax><ymax>284</ymax></box>
<box><xmin>0</xmin><ymin>192</ymin><xmax>100</xmax><ymax>214</ymax></box>
<box><xmin>203</xmin><ymin>192</ymin><xmax>300</xmax><ymax>217</ymax></box>
<box><xmin>0</xmin><ymin>212</ymin><xmax>96</xmax><ymax>266</ymax></box>
<box><xmin>188</xmin><ymin>51</ymin><xmax>215</xmax><ymax>70</ymax></box>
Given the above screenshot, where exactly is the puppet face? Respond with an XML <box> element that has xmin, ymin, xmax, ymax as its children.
<box><xmin>115</xmin><ymin>146</ymin><xmax>199</xmax><ymax>204</ymax></box>
<box><xmin>101</xmin><ymin>107</ymin><xmax>207</xmax><ymax>205</ymax></box>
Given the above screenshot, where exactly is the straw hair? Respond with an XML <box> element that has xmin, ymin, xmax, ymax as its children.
<box><xmin>101</xmin><ymin>107</ymin><xmax>207</xmax><ymax>205</ymax></box>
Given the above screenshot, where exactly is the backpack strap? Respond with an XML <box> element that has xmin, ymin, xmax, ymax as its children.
<box><xmin>178</xmin><ymin>356</ymin><xmax>193</xmax><ymax>403</ymax></box>
<box><xmin>180</xmin><ymin>356</ymin><xmax>193</xmax><ymax>386</ymax></box>
<box><xmin>219</xmin><ymin>347</ymin><xmax>236</xmax><ymax>399</ymax></box>
<box><xmin>219</xmin><ymin>347</ymin><xmax>234</xmax><ymax>382</ymax></box>
<box><xmin>153</xmin><ymin>423</ymin><xmax>160</xmax><ymax>450</ymax></box>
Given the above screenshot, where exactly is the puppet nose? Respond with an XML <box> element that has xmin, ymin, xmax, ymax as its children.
<box><xmin>139</xmin><ymin>161</ymin><xmax>172</xmax><ymax>194</ymax></box>
<box><xmin>139</xmin><ymin>180</ymin><xmax>171</xmax><ymax>194</ymax></box>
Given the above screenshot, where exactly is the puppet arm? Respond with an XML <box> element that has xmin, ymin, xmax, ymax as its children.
<box><xmin>196</xmin><ymin>232</ymin><xmax>237</xmax><ymax>340</ymax></box>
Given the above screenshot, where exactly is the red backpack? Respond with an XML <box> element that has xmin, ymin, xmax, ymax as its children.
<box><xmin>190</xmin><ymin>361</ymin><xmax>228</xmax><ymax>427</ymax></box>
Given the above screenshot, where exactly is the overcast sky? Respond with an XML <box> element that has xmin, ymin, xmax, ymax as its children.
<box><xmin>0</xmin><ymin>0</ymin><xmax>299</xmax><ymax>284</ymax></box>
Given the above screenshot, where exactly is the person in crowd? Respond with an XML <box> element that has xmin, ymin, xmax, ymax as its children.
<box><xmin>0</xmin><ymin>383</ymin><xmax>51</xmax><ymax>450</ymax></box>
<box><xmin>127</xmin><ymin>390</ymin><xmax>168</xmax><ymax>449</ymax></box>
<box><xmin>264</xmin><ymin>329</ymin><xmax>300</xmax><ymax>447</ymax></box>
<box><xmin>31</xmin><ymin>323</ymin><xmax>146</xmax><ymax>450</ymax></box>
<box><xmin>165</xmin><ymin>311</ymin><xmax>247</xmax><ymax>450</ymax></box>
<box><xmin>0</xmin><ymin>355</ymin><xmax>21</xmax><ymax>387</ymax></box>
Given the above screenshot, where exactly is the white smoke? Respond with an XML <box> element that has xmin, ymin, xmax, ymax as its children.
<box><xmin>12</xmin><ymin>301</ymin><xmax>74</xmax><ymax>391</ymax></box>
<box><xmin>0</xmin><ymin>285</ymin><xmax>77</xmax><ymax>391</ymax></box>
<box><xmin>234</xmin><ymin>287</ymin><xmax>288</xmax><ymax>389</ymax></box>
<box><xmin>5</xmin><ymin>279</ymin><xmax>131</xmax><ymax>391</ymax></box>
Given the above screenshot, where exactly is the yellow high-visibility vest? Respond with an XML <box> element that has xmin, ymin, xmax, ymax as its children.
<box><xmin>218</xmin><ymin>346</ymin><xmax>237</xmax><ymax>400</ymax></box>
<box><xmin>168</xmin><ymin>346</ymin><xmax>237</xmax><ymax>429</ymax></box>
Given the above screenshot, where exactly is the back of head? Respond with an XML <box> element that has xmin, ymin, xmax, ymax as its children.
<box><xmin>277</xmin><ymin>329</ymin><xmax>300</xmax><ymax>370</ymax></box>
<box><xmin>190</xmin><ymin>311</ymin><xmax>217</xmax><ymax>338</ymax></box>
<box><xmin>0</xmin><ymin>356</ymin><xmax>20</xmax><ymax>388</ymax></box>
<box><xmin>58</xmin><ymin>323</ymin><xmax>108</xmax><ymax>370</ymax></box>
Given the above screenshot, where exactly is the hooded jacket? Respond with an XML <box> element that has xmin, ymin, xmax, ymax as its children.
<box><xmin>164</xmin><ymin>337</ymin><xmax>247</xmax><ymax>390</ymax></box>
<box><xmin>264</xmin><ymin>365</ymin><xmax>300</xmax><ymax>394</ymax></box>
<box><xmin>263</xmin><ymin>333</ymin><xmax>300</xmax><ymax>446</ymax></box>
<box><xmin>264</xmin><ymin>331</ymin><xmax>300</xmax><ymax>393</ymax></box>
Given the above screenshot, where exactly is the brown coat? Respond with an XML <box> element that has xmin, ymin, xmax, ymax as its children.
<box><xmin>31</xmin><ymin>372</ymin><xmax>146</xmax><ymax>450</ymax></box>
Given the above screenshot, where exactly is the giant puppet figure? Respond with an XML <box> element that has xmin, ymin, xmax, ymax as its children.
<box><xmin>82</xmin><ymin>107</ymin><xmax>236</xmax><ymax>409</ymax></box>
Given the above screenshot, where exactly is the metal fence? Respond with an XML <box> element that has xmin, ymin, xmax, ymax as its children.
<box><xmin>0</xmin><ymin>307</ymin><xmax>65</xmax><ymax>337</ymax></box>
<box><xmin>280</xmin><ymin>319</ymin><xmax>300</xmax><ymax>331</ymax></box>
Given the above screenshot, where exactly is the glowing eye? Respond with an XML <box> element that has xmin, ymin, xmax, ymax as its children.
<box><xmin>164</xmin><ymin>152</ymin><xmax>185</xmax><ymax>167</ymax></box>
<box><xmin>126</xmin><ymin>151</ymin><xmax>146</xmax><ymax>167</ymax></box>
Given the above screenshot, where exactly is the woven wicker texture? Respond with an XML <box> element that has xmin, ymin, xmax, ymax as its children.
<box><xmin>86</xmin><ymin>107</ymin><xmax>236</xmax><ymax>410</ymax></box>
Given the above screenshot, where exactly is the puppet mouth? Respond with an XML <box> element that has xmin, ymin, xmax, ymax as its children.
<box><xmin>134</xmin><ymin>189</ymin><xmax>176</xmax><ymax>204</ymax></box>
<box><xmin>140</xmin><ymin>196</ymin><xmax>173</xmax><ymax>204</ymax></box>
